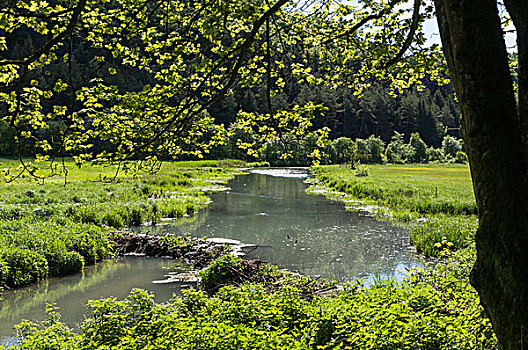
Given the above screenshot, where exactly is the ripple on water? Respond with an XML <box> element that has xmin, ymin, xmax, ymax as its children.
<box><xmin>249</xmin><ymin>168</ymin><xmax>311</xmax><ymax>178</ymax></box>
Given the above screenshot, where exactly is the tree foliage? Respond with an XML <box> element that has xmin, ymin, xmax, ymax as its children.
<box><xmin>0</xmin><ymin>0</ymin><xmax>445</xmax><ymax>179</ymax></box>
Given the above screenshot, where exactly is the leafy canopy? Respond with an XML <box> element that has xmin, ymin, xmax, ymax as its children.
<box><xmin>0</xmin><ymin>0</ymin><xmax>443</xmax><ymax>179</ymax></box>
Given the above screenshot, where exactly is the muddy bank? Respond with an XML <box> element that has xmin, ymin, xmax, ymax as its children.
<box><xmin>112</xmin><ymin>234</ymin><xmax>230</xmax><ymax>268</ymax></box>
<box><xmin>112</xmin><ymin>233</ymin><xmax>335</xmax><ymax>297</ymax></box>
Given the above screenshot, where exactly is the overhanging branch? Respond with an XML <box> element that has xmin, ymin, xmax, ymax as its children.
<box><xmin>383</xmin><ymin>0</ymin><xmax>421</xmax><ymax>68</ymax></box>
<box><xmin>324</xmin><ymin>0</ymin><xmax>401</xmax><ymax>44</ymax></box>
<box><xmin>0</xmin><ymin>0</ymin><xmax>87</xmax><ymax>67</ymax></box>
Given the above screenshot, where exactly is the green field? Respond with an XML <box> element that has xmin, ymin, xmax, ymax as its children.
<box><xmin>312</xmin><ymin>164</ymin><xmax>475</xmax><ymax>215</ymax></box>
<box><xmin>310</xmin><ymin>164</ymin><xmax>478</xmax><ymax>256</ymax></box>
<box><xmin>1</xmin><ymin>161</ymin><xmax>498</xmax><ymax>349</ymax></box>
<box><xmin>0</xmin><ymin>159</ymin><xmax>243</xmax><ymax>289</ymax></box>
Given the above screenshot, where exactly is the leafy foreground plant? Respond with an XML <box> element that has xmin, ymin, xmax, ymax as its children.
<box><xmin>0</xmin><ymin>218</ymin><xmax>111</xmax><ymax>288</ymax></box>
<box><xmin>11</xmin><ymin>251</ymin><xmax>496</xmax><ymax>350</ymax></box>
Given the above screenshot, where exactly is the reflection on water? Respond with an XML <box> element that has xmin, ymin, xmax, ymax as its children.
<box><xmin>144</xmin><ymin>168</ymin><xmax>422</xmax><ymax>282</ymax></box>
<box><xmin>1</xmin><ymin>168</ymin><xmax>422</xmax><ymax>339</ymax></box>
<box><xmin>0</xmin><ymin>257</ymin><xmax>189</xmax><ymax>338</ymax></box>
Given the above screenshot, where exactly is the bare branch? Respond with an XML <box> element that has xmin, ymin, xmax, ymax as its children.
<box><xmin>383</xmin><ymin>0</ymin><xmax>421</xmax><ymax>68</ymax></box>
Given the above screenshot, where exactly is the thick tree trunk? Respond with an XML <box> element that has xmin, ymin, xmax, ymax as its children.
<box><xmin>504</xmin><ymin>0</ymin><xmax>528</xmax><ymax>154</ymax></box>
<box><xmin>434</xmin><ymin>0</ymin><xmax>528</xmax><ymax>348</ymax></box>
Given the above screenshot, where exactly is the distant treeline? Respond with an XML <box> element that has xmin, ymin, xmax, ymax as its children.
<box><xmin>209</xmin><ymin>80</ymin><xmax>460</xmax><ymax>148</ymax></box>
<box><xmin>209</xmin><ymin>130</ymin><xmax>467</xmax><ymax>167</ymax></box>
<box><xmin>1</xmin><ymin>16</ymin><xmax>460</xmax><ymax>158</ymax></box>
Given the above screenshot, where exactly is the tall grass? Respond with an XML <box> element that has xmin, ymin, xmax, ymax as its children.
<box><xmin>311</xmin><ymin>164</ymin><xmax>478</xmax><ymax>256</ymax></box>
<box><xmin>0</xmin><ymin>160</ymin><xmax>240</xmax><ymax>288</ymax></box>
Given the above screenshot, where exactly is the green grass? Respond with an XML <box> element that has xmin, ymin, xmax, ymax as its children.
<box><xmin>0</xmin><ymin>159</ymin><xmax>242</xmax><ymax>289</ymax></box>
<box><xmin>13</xmin><ymin>250</ymin><xmax>496</xmax><ymax>350</ymax></box>
<box><xmin>310</xmin><ymin>164</ymin><xmax>478</xmax><ymax>256</ymax></box>
<box><xmin>312</xmin><ymin>164</ymin><xmax>475</xmax><ymax>215</ymax></box>
<box><xmin>4</xmin><ymin>161</ymin><xmax>498</xmax><ymax>348</ymax></box>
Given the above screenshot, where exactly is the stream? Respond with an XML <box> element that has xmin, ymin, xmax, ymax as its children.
<box><xmin>0</xmin><ymin>168</ymin><xmax>422</xmax><ymax>340</ymax></box>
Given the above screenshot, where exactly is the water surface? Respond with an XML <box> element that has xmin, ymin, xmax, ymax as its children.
<box><xmin>0</xmin><ymin>257</ymin><xmax>189</xmax><ymax>339</ymax></box>
<box><xmin>1</xmin><ymin>167</ymin><xmax>421</xmax><ymax>339</ymax></box>
<box><xmin>143</xmin><ymin>168</ymin><xmax>421</xmax><ymax>281</ymax></box>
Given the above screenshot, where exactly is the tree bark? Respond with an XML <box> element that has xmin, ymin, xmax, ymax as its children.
<box><xmin>434</xmin><ymin>0</ymin><xmax>528</xmax><ymax>348</ymax></box>
<box><xmin>504</xmin><ymin>0</ymin><xmax>528</xmax><ymax>154</ymax></box>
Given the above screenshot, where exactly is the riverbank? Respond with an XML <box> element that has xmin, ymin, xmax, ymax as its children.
<box><xmin>7</xmin><ymin>163</ymin><xmax>498</xmax><ymax>349</ymax></box>
<box><xmin>12</xmin><ymin>249</ymin><xmax>496</xmax><ymax>349</ymax></box>
<box><xmin>308</xmin><ymin>164</ymin><xmax>478</xmax><ymax>257</ymax></box>
<box><xmin>0</xmin><ymin>160</ymin><xmax>244</xmax><ymax>291</ymax></box>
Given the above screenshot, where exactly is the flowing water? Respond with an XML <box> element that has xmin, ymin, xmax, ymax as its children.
<box><xmin>0</xmin><ymin>168</ymin><xmax>421</xmax><ymax>340</ymax></box>
<box><xmin>144</xmin><ymin>168</ymin><xmax>421</xmax><ymax>281</ymax></box>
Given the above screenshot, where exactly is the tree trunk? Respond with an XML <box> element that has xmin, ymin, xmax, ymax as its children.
<box><xmin>434</xmin><ymin>0</ymin><xmax>528</xmax><ymax>348</ymax></box>
<box><xmin>504</xmin><ymin>0</ymin><xmax>528</xmax><ymax>154</ymax></box>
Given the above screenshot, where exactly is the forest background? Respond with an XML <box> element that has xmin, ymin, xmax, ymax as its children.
<box><xmin>0</xmin><ymin>0</ymin><xmax>468</xmax><ymax>167</ymax></box>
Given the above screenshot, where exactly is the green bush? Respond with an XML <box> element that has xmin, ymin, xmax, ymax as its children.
<box><xmin>427</xmin><ymin>147</ymin><xmax>445</xmax><ymax>162</ymax></box>
<box><xmin>366</xmin><ymin>135</ymin><xmax>385</xmax><ymax>164</ymax></box>
<box><xmin>408</xmin><ymin>132</ymin><xmax>428</xmax><ymax>163</ymax></box>
<box><xmin>332</xmin><ymin>137</ymin><xmax>358</xmax><ymax>164</ymax></box>
<box><xmin>45</xmin><ymin>250</ymin><xmax>85</xmax><ymax>277</ymax></box>
<box><xmin>456</xmin><ymin>151</ymin><xmax>469</xmax><ymax>164</ymax></box>
<box><xmin>385</xmin><ymin>132</ymin><xmax>410</xmax><ymax>164</ymax></box>
<box><xmin>65</xmin><ymin>226</ymin><xmax>111</xmax><ymax>264</ymax></box>
<box><xmin>442</xmin><ymin>135</ymin><xmax>463</xmax><ymax>158</ymax></box>
<box><xmin>0</xmin><ymin>248</ymin><xmax>49</xmax><ymax>287</ymax></box>
<box><xmin>199</xmin><ymin>254</ymin><xmax>244</xmax><ymax>294</ymax></box>
<box><xmin>354</xmin><ymin>163</ymin><xmax>370</xmax><ymax>177</ymax></box>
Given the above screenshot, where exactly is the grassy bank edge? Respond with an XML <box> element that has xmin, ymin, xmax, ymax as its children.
<box><xmin>0</xmin><ymin>160</ymin><xmax>247</xmax><ymax>292</ymax></box>
<box><xmin>307</xmin><ymin>164</ymin><xmax>478</xmax><ymax>257</ymax></box>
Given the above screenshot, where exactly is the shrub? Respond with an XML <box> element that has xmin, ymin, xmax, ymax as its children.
<box><xmin>354</xmin><ymin>164</ymin><xmax>370</xmax><ymax>177</ymax></box>
<box><xmin>102</xmin><ymin>211</ymin><xmax>124</xmax><ymax>229</ymax></box>
<box><xmin>333</xmin><ymin>137</ymin><xmax>358</xmax><ymax>164</ymax></box>
<box><xmin>366</xmin><ymin>135</ymin><xmax>385</xmax><ymax>164</ymax></box>
<box><xmin>427</xmin><ymin>147</ymin><xmax>445</xmax><ymax>162</ymax></box>
<box><xmin>0</xmin><ymin>248</ymin><xmax>49</xmax><ymax>287</ymax></box>
<box><xmin>65</xmin><ymin>226</ymin><xmax>111</xmax><ymax>264</ymax></box>
<box><xmin>408</xmin><ymin>132</ymin><xmax>428</xmax><ymax>163</ymax></box>
<box><xmin>442</xmin><ymin>135</ymin><xmax>463</xmax><ymax>158</ymax></box>
<box><xmin>199</xmin><ymin>254</ymin><xmax>244</xmax><ymax>294</ymax></box>
<box><xmin>45</xmin><ymin>250</ymin><xmax>85</xmax><ymax>277</ymax></box>
<box><xmin>129</xmin><ymin>207</ymin><xmax>142</xmax><ymax>226</ymax></box>
<box><xmin>456</xmin><ymin>151</ymin><xmax>469</xmax><ymax>164</ymax></box>
<box><xmin>356</xmin><ymin>138</ymin><xmax>369</xmax><ymax>164</ymax></box>
<box><xmin>385</xmin><ymin>132</ymin><xmax>410</xmax><ymax>164</ymax></box>
<box><xmin>185</xmin><ymin>202</ymin><xmax>197</xmax><ymax>215</ymax></box>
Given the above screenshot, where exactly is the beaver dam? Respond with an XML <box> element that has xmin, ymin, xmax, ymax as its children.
<box><xmin>0</xmin><ymin>168</ymin><xmax>421</xmax><ymax>339</ymax></box>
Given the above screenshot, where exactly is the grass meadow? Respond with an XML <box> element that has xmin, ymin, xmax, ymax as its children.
<box><xmin>310</xmin><ymin>164</ymin><xmax>478</xmax><ymax>256</ymax></box>
<box><xmin>0</xmin><ymin>159</ymin><xmax>242</xmax><ymax>289</ymax></box>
